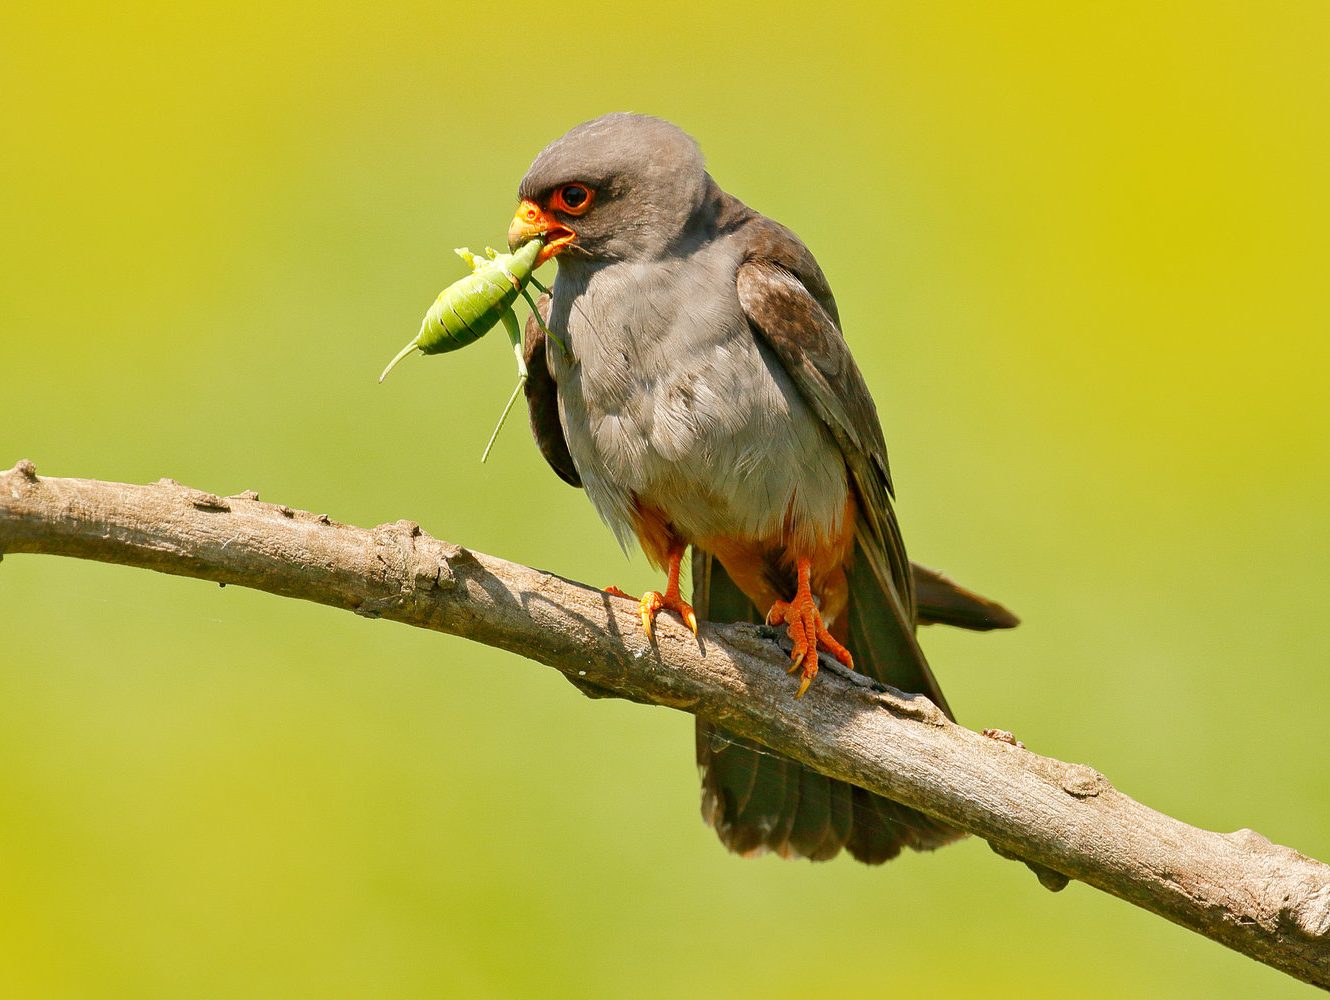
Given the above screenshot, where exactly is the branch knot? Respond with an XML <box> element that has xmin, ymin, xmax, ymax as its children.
<box><xmin>1061</xmin><ymin>764</ymin><xmax>1110</xmax><ymax>798</ymax></box>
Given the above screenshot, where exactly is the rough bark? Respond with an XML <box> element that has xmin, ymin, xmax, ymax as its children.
<box><xmin>2</xmin><ymin>460</ymin><xmax>1328</xmax><ymax>990</ymax></box>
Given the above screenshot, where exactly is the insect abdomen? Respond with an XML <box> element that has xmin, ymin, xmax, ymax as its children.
<box><xmin>418</xmin><ymin>276</ymin><xmax>505</xmax><ymax>354</ymax></box>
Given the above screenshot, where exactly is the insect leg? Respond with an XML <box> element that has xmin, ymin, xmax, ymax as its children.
<box><xmin>480</xmin><ymin>374</ymin><xmax>527</xmax><ymax>464</ymax></box>
<box><xmin>519</xmin><ymin>286</ymin><xmax>566</xmax><ymax>351</ymax></box>
<box><xmin>500</xmin><ymin>308</ymin><xmax>528</xmax><ymax>379</ymax></box>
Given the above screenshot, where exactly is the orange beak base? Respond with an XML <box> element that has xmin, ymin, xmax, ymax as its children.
<box><xmin>507</xmin><ymin>199</ymin><xmax>575</xmax><ymax>264</ymax></box>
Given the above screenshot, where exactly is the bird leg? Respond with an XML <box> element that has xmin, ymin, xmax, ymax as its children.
<box><xmin>605</xmin><ymin>544</ymin><xmax>698</xmax><ymax>642</ymax></box>
<box><xmin>766</xmin><ymin>557</ymin><xmax>854</xmax><ymax>698</ymax></box>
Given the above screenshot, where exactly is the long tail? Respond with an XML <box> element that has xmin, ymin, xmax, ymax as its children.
<box><xmin>913</xmin><ymin>562</ymin><xmax>1021</xmax><ymax>631</ymax></box>
<box><xmin>693</xmin><ymin>546</ymin><xmax>1014</xmax><ymax>864</ymax></box>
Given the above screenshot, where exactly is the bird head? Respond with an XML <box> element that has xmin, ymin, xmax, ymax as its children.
<box><xmin>507</xmin><ymin>113</ymin><xmax>710</xmax><ymax>266</ymax></box>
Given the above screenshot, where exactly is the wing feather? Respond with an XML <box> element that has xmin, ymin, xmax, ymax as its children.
<box><xmin>522</xmin><ymin>295</ymin><xmax>581</xmax><ymax>488</ymax></box>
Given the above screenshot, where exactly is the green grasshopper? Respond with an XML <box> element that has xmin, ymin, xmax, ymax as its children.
<box><xmin>380</xmin><ymin>237</ymin><xmax>558</xmax><ymax>460</ymax></box>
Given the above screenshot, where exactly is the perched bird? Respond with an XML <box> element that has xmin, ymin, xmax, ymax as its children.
<box><xmin>509</xmin><ymin>114</ymin><xmax>1017</xmax><ymax>863</ymax></box>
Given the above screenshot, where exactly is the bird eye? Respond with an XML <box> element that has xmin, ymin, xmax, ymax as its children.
<box><xmin>552</xmin><ymin>184</ymin><xmax>593</xmax><ymax>215</ymax></box>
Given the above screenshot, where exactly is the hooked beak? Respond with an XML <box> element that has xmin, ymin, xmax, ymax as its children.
<box><xmin>507</xmin><ymin>199</ymin><xmax>575</xmax><ymax>265</ymax></box>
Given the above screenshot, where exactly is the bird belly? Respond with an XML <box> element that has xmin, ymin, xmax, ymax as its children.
<box><xmin>556</xmin><ymin>326</ymin><xmax>849</xmax><ymax>562</ymax></box>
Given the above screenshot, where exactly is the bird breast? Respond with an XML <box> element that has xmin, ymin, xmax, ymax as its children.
<box><xmin>546</xmin><ymin>247</ymin><xmax>848</xmax><ymax>555</ymax></box>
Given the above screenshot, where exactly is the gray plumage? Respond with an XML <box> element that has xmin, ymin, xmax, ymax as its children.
<box><xmin>516</xmin><ymin>113</ymin><xmax>1016</xmax><ymax>863</ymax></box>
<box><xmin>542</xmin><ymin>234</ymin><xmax>848</xmax><ymax>556</ymax></box>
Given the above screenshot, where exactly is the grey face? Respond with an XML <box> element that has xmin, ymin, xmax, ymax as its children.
<box><xmin>517</xmin><ymin>113</ymin><xmax>711</xmax><ymax>263</ymax></box>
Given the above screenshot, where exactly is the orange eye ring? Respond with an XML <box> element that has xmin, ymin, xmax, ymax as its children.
<box><xmin>551</xmin><ymin>183</ymin><xmax>594</xmax><ymax>216</ymax></box>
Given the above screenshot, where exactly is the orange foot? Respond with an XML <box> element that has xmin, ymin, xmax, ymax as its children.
<box><xmin>605</xmin><ymin>546</ymin><xmax>697</xmax><ymax>642</ymax></box>
<box><xmin>766</xmin><ymin>558</ymin><xmax>854</xmax><ymax>698</ymax></box>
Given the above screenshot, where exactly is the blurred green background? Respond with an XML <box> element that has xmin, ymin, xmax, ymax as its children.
<box><xmin>3</xmin><ymin>2</ymin><xmax>1328</xmax><ymax>996</ymax></box>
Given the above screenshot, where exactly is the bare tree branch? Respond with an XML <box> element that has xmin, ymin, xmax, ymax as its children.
<box><xmin>2</xmin><ymin>459</ymin><xmax>1328</xmax><ymax>990</ymax></box>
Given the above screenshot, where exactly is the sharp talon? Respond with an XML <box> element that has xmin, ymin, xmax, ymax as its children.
<box><xmin>626</xmin><ymin>549</ymin><xmax>699</xmax><ymax>644</ymax></box>
<box><xmin>639</xmin><ymin>591</ymin><xmax>668</xmax><ymax>643</ymax></box>
<box><xmin>764</xmin><ymin>559</ymin><xmax>852</xmax><ymax>697</ymax></box>
<box><xmin>816</xmin><ymin>622</ymin><xmax>854</xmax><ymax>669</ymax></box>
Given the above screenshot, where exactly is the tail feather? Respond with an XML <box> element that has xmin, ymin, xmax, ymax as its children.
<box><xmin>845</xmin><ymin>543</ymin><xmax>954</xmax><ymax>720</ymax></box>
<box><xmin>694</xmin><ymin>547</ymin><xmax>974</xmax><ymax>864</ymax></box>
<box><xmin>913</xmin><ymin>563</ymin><xmax>1021</xmax><ymax>631</ymax></box>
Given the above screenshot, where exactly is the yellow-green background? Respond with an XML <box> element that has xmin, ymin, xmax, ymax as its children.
<box><xmin>3</xmin><ymin>2</ymin><xmax>1327</xmax><ymax>996</ymax></box>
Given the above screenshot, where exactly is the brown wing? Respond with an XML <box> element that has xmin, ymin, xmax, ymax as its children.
<box><xmin>734</xmin><ymin>221</ymin><xmax>946</xmax><ymax>707</ymax></box>
<box><xmin>696</xmin><ymin>214</ymin><xmax>966</xmax><ymax>864</ymax></box>
<box><xmin>522</xmin><ymin>294</ymin><xmax>581</xmax><ymax>488</ymax></box>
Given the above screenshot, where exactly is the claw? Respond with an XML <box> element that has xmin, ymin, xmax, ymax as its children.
<box><xmin>610</xmin><ymin>544</ymin><xmax>699</xmax><ymax>645</ymax></box>
<box><xmin>635</xmin><ymin>589</ymin><xmax>693</xmax><ymax>643</ymax></box>
<box><xmin>766</xmin><ymin>557</ymin><xmax>854</xmax><ymax>697</ymax></box>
